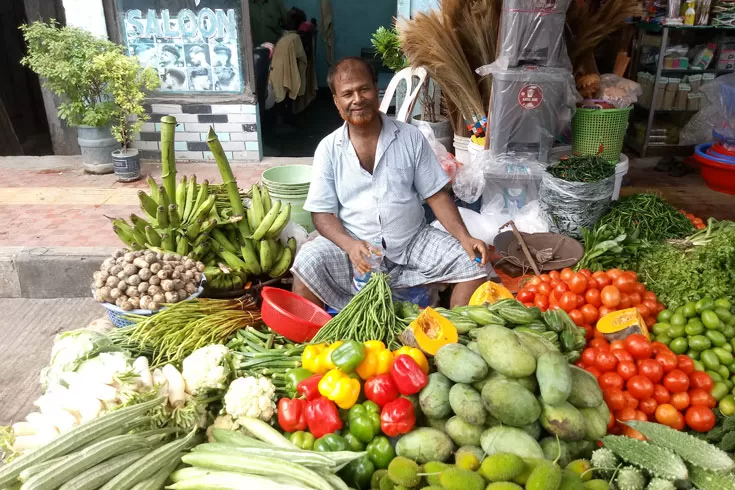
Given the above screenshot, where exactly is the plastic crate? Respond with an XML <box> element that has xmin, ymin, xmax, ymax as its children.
<box><xmin>572</xmin><ymin>107</ymin><xmax>632</xmax><ymax>163</ymax></box>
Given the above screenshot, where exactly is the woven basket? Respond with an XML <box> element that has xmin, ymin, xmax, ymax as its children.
<box><xmin>572</xmin><ymin>107</ymin><xmax>632</xmax><ymax>163</ymax></box>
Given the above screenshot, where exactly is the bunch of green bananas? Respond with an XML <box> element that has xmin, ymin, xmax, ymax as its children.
<box><xmin>111</xmin><ymin>175</ymin><xmax>217</xmax><ymax>258</ymax></box>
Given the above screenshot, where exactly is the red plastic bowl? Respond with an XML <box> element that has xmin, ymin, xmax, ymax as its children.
<box><xmin>693</xmin><ymin>144</ymin><xmax>735</xmax><ymax>195</ymax></box>
<box><xmin>260</xmin><ymin>286</ymin><xmax>332</xmax><ymax>342</ymax></box>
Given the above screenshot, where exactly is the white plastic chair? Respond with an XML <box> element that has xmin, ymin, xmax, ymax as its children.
<box><xmin>379</xmin><ymin>66</ymin><xmax>428</xmax><ymax>123</ymax></box>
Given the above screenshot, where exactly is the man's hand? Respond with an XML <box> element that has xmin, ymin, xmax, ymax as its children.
<box><xmin>345</xmin><ymin>239</ymin><xmax>373</xmax><ymax>275</ymax></box>
<box><xmin>461</xmin><ymin>237</ymin><xmax>489</xmax><ymax>266</ymax></box>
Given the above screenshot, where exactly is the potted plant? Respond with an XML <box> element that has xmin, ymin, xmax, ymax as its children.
<box><xmin>94</xmin><ymin>50</ymin><xmax>159</xmax><ymax>182</ymax></box>
<box><xmin>371</xmin><ymin>26</ymin><xmax>452</xmax><ymax>150</ymax></box>
<box><xmin>21</xmin><ymin>21</ymin><xmax>120</xmax><ymax>174</ymax></box>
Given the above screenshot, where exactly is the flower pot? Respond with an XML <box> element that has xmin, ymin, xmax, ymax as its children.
<box><xmin>411</xmin><ymin>115</ymin><xmax>453</xmax><ymax>153</ymax></box>
<box><xmin>112</xmin><ymin>148</ymin><xmax>141</xmax><ymax>182</ymax></box>
<box><xmin>77</xmin><ymin>125</ymin><xmax>117</xmax><ymax>174</ymax></box>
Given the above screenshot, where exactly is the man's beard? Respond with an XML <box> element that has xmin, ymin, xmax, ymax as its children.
<box><xmin>338</xmin><ymin>105</ymin><xmax>377</xmax><ymax>126</ymax></box>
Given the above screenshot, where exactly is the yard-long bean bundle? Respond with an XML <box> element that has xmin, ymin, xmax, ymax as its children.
<box><xmin>311</xmin><ymin>273</ymin><xmax>402</xmax><ymax>349</ymax></box>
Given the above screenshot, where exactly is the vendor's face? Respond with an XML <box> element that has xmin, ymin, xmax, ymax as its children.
<box><xmin>332</xmin><ymin>62</ymin><xmax>379</xmax><ymax>126</ymax></box>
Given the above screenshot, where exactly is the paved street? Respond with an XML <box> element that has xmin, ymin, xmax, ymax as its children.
<box><xmin>0</xmin><ymin>298</ymin><xmax>102</xmax><ymax>425</ymax></box>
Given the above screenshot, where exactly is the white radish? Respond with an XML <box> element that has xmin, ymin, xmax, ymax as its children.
<box><xmin>11</xmin><ymin>422</ymin><xmax>37</xmax><ymax>437</ymax></box>
<box><xmin>25</xmin><ymin>412</ymin><xmax>60</xmax><ymax>441</ymax></box>
<box><xmin>133</xmin><ymin>356</ymin><xmax>153</xmax><ymax>388</ymax></box>
<box><xmin>162</xmin><ymin>364</ymin><xmax>186</xmax><ymax>408</ymax></box>
<box><xmin>12</xmin><ymin>435</ymin><xmax>45</xmax><ymax>453</ymax></box>
<box><xmin>66</xmin><ymin>390</ymin><xmax>103</xmax><ymax>423</ymax></box>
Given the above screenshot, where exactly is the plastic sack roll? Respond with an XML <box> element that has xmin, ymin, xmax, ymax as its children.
<box><xmin>538</xmin><ymin>173</ymin><xmax>615</xmax><ymax>239</ymax></box>
<box><xmin>495</xmin><ymin>0</ymin><xmax>573</xmax><ymax>70</ymax></box>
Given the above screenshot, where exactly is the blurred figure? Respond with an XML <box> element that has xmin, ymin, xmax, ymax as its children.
<box><xmin>250</xmin><ymin>0</ymin><xmax>287</xmax><ymax>46</ymax></box>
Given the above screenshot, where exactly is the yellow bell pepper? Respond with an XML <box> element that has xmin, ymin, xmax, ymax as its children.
<box><xmin>302</xmin><ymin>344</ymin><xmax>328</xmax><ymax>374</ymax></box>
<box><xmin>319</xmin><ymin>341</ymin><xmax>343</xmax><ymax>372</ymax></box>
<box><xmin>318</xmin><ymin>368</ymin><xmax>361</xmax><ymax>409</ymax></box>
<box><xmin>355</xmin><ymin>341</ymin><xmax>395</xmax><ymax>380</ymax></box>
<box><xmin>393</xmin><ymin>346</ymin><xmax>430</xmax><ymax>374</ymax></box>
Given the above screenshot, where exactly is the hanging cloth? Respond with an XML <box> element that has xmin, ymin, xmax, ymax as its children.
<box><xmin>319</xmin><ymin>0</ymin><xmax>335</xmax><ymax>66</ymax></box>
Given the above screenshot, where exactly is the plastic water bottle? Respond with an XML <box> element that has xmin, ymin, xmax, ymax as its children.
<box><xmin>352</xmin><ymin>238</ymin><xmax>383</xmax><ymax>293</ymax></box>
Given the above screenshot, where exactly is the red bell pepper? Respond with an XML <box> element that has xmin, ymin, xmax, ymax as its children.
<box><xmin>364</xmin><ymin>374</ymin><xmax>399</xmax><ymax>407</ymax></box>
<box><xmin>297</xmin><ymin>374</ymin><xmax>323</xmax><ymax>401</ymax></box>
<box><xmin>305</xmin><ymin>396</ymin><xmax>343</xmax><ymax>438</ymax></box>
<box><xmin>277</xmin><ymin>398</ymin><xmax>307</xmax><ymax>432</ymax></box>
<box><xmin>380</xmin><ymin>397</ymin><xmax>415</xmax><ymax>437</ymax></box>
<box><xmin>390</xmin><ymin>354</ymin><xmax>428</xmax><ymax>395</ymax></box>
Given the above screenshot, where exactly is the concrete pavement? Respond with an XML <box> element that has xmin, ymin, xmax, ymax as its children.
<box><xmin>0</xmin><ymin>297</ymin><xmax>102</xmax><ymax>425</ymax></box>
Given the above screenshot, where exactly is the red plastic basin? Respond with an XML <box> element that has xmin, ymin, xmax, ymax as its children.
<box><xmin>260</xmin><ymin>286</ymin><xmax>332</xmax><ymax>342</ymax></box>
<box><xmin>693</xmin><ymin>144</ymin><xmax>735</xmax><ymax>195</ymax></box>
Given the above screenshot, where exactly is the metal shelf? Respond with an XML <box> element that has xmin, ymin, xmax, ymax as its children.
<box><xmin>637</xmin><ymin>22</ymin><xmax>735</xmax><ymax>33</ymax></box>
<box><xmin>641</xmin><ymin>64</ymin><xmax>734</xmax><ymax>75</ymax></box>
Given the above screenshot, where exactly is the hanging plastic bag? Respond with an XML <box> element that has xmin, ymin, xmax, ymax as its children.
<box><xmin>477</xmin><ymin>151</ymin><xmax>547</xmax><ymax>215</ymax></box>
<box><xmin>681</xmin><ymin>72</ymin><xmax>735</xmax><ymax>144</ymax></box>
<box><xmin>416</xmin><ymin>120</ymin><xmax>461</xmax><ymax>182</ymax></box>
<box><xmin>452</xmin><ymin>150</ymin><xmax>487</xmax><ymax>204</ymax></box>
<box><xmin>598</xmin><ymin>74</ymin><xmax>643</xmax><ymax>109</ymax></box>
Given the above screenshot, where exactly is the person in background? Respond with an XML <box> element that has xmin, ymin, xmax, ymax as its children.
<box><xmin>291</xmin><ymin>57</ymin><xmax>492</xmax><ymax>310</ymax></box>
<box><xmin>250</xmin><ymin>0</ymin><xmax>288</xmax><ymax>46</ymax></box>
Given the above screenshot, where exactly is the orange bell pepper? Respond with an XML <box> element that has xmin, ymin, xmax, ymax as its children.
<box><xmin>356</xmin><ymin>341</ymin><xmax>394</xmax><ymax>380</ymax></box>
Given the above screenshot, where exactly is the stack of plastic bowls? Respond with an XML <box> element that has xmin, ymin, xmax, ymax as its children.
<box><xmin>261</xmin><ymin>165</ymin><xmax>314</xmax><ymax>232</ymax></box>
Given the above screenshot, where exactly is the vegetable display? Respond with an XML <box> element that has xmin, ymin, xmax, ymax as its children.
<box><xmin>594</xmin><ymin>193</ymin><xmax>695</xmax><ymax>242</ymax></box>
<box><xmin>579</xmin><ymin>332</ymin><xmax>718</xmax><ymax>434</ymax></box>
<box><xmin>92</xmin><ymin>249</ymin><xmax>204</xmax><ymax>311</ymax></box>
<box><xmin>547</xmin><ymin>155</ymin><xmax>616</xmax><ymax>182</ymax></box>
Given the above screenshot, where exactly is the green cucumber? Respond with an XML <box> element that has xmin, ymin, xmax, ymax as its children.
<box><xmin>58</xmin><ymin>449</ymin><xmax>151</xmax><ymax>490</ymax></box>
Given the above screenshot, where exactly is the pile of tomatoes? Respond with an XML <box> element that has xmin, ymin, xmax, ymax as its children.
<box><xmin>679</xmin><ymin>209</ymin><xmax>706</xmax><ymax>230</ymax></box>
<box><xmin>579</xmin><ymin>332</ymin><xmax>717</xmax><ymax>436</ymax></box>
<box><xmin>517</xmin><ymin>268</ymin><xmax>666</xmax><ymax>336</ymax></box>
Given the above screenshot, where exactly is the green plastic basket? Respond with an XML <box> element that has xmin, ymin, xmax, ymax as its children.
<box><xmin>572</xmin><ymin>107</ymin><xmax>632</xmax><ymax>163</ymax></box>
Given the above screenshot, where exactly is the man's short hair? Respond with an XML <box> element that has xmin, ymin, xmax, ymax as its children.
<box><xmin>213</xmin><ymin>44</ymin><xmax>232</xmax><ymax>63</ymax></box>
<box><xmin>191</xmin><ymin>67</ymin><xmax>209</xmax><ymax>78</ymax></box>
<box><xmin>161</xmin><ymin>45</ymin><xmax>179</xmax><ymax>59</ymax></box>
<box><xmin>133</xmin><ymin>42</ymin><xmax>154</xmax><ymax>55</ymax></box>
<box><xmin>165</xmin><ymin>68</ymin><xmax>185</xmax><ymax>84</ymax></box>
<box><xmin>327</xmin><ymin>57</ymin><xmax>377</xmax><ymax>94</ymax></box>
<box><xmin>190</xmin><ymin>45</ymin><xmax>206</xmax><ymax>56</ymax></box>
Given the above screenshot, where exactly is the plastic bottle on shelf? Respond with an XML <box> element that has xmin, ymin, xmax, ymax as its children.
<box><xmin>352</xmin><ymin>237</ymin><xmax>383</xmax><ymax>293</ymax></box>
<box><xmin>684</xmin><ymin>1</ymin><xmax>696</xmax><ymax>25</ymax></box>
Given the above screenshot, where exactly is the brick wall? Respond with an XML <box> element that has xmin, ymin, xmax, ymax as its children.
<box><xmin>132</xmin><ymin>102</ymin><xmax>261</xmax><ymax>162</ymax></box>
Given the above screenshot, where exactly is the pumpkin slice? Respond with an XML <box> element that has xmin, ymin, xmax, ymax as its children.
<box><xmin>468</xmin><ymin>281</ymin><xmax>513</xmax><ymax>306</ymax></box>
<box><xmin>411</xmin><ymin>307</ymin><xmax>458</xmax><ymax>355</ymax></box>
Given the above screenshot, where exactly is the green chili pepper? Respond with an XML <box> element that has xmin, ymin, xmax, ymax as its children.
<box><xmin>313</xmin><ymin>433</ymin><xmax>348</xmax><ymax>452</ymax></box>
<box><xmin>330</xmin><ymin>340</ymin><xmax>366</xmax><ymax>373</ymax></box>
<box><xmin>349</xmin><ymin>401</ymin><xmax>381</xmax><ymax>443</ymax></box>
<box><xmin>289</xmin><ymin>430</ymin><xmax>315</xmax><ymax>450</ymax></box>
<box><xmin>366</xmin><ymin>436</ymin><xmax>395</xmax><ymax>469</ymax></box>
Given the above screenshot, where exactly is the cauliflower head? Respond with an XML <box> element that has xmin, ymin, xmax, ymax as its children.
<box><xmin>181</xmin><ymin>344</ymin><xmax>231</xmax><ymax>396</ymax></box>
<box><xmin>223</xmin><ymin>376</ymin><xmax>276</xmax><ymax>423</ymax></box>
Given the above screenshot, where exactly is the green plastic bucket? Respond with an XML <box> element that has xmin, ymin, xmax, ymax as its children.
<box><xmin>270</xmin><ymin>190</ymin><xmax>313</xmax><ymax>232</ymax></box>
<box><xmin>571</xmin><ymin>107</ymin><xmax>632</xmax><ymax>163</ymax></box>
<box><xmin>262</xmin><ymin>165</ymin><xmax>312</xmax><ymax>185</ymax></box>
<box><xmin>261</xmin><ymin>164</ymin><xmax>314</xmax><ymax>232</ymax></box>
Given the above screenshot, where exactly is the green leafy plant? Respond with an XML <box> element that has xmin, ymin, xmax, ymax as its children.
<box><xmin>93</xmin><ymin>51</ymin><xmax>159</xmax><ymax>151</ymax></box>
<box><xmin>371</xmin><ymin>26</ymin><xmax>408</xmax><ymax>72</ymax></box>
<box><xmin>20</xmin><ymin>20</ymin><xmax>119</xmax><ymax>127</ymax></box>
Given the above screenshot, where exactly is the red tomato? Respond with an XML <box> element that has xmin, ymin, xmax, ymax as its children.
<box><xmin>568</xmin><ymin>273</ymin><xmax>588</xmax><ymax>294</ymax></box>
<box><xmin>626</xmin><ymin>271</ymin><xmax>639</xmax><ymax>282</ymax></box>
<box><xmin>596</xmin><ymin>350</ymin><xmax>618</xmax><ymax>372</ymax></box>
<box><xmin>643</xmin><ymin>291</ymin><xmax>658</xmax><ymax>302</ymax></box>
<box><xmin>537</xmin><ymin>283</ymin><xmax>552</xmax><ymax>296</ymax></box>
<box><xmin>645</xmin><ymin>316</ymin><xmax>658</xmax><ymax>328</ymax></box>
<box><xmin>608</xmin><ymin>411</ymin><xmax>616</xmax><ymax>430</ymax></box>
<box><xmin>676</xmin><ymin>355</ymin><xmax>695</xmax><ymax>375</ymax></box>
<box><xmin>559</xmin><ymin>292</ymin><xmax>578</xmax><ymax>313</ymax></box>
<box><xmin>634</xmin><ymin>282</ymin><xmax>646</xmax><ymax>295</ymax></box>
<box><xmin>652</xmin><ymin>384</ymin><xmax>671</xmax><ymax>405</ymax></box>
<box><xmin>612</xmin><ymin>349</ymin><xmax>634</xmax><ymax>364</ymax></box>
<box><xmin>601</xmin><ymin>286</ymin><xmax>622</xmax><ymax>308</ymax></box>
<box><xmin>639</xmin><ymin>397</ymin><xmax>657</xmax><ymax>415</ymax></box>
<box><xmin>628</xmin><ymin>292</ymin><xmax>643</xmax><ymax>306</ymax></box>
<box><xmin>581</xmin><ymin>348</ymin><xmax>599</xmax><ymax>367</ymax></box>
<box><xmin>656</xmin><ymin>351</ymin><xmax>679</xmax><ymax>373</ymax></box>
<box><xmin>627</xmin><ymin>375</ymin><xmax>655</xmax><ymax>400</ymax></box>
<box><xmin>607</xmin><ymin>269</ymin><xmax>624</xmax><ymax>280</ymax></box>
<box><xmin>643</xmin><ymin>300</ymin><xmax>659</xmax><ymax>317</ymax></box>
<box><xmin>655</xmin><ymin>403</ymin><xmax>682</xmax><ymax>429</ymax></box>
<box><xmin>549</xmin><ymin>270</ymin><xmax>561</xmax><ymax>281</ymax></box>
<box><xmin>619</xmin><ymin>294</ymin><xmax>632</xmax><ymax>310</ymax></box>
<box><xmin>569</xmin><ymin>309</ymin><xmax>585</xmax><ymax>327</ymax></box>
<box><xmin>622</xmin><ymin>425</ymin><xmax>647</xmax><ymax>441</ymax></box>
<box><xmin>599</xmin><ymin>372</ymin><xmax>625</xmax><ymax>391</ymax></box>
<box><xmin>670</xmin><ymin>392</ymin><xmax>690</xmax><ymax>411</ymax></box>
<box><xmin>689</xmin><ymin>371</ymin><xmax>714</xmax><ymax>392</ymax></box>
<box><xmin>616</xmin><ymin>407</ymin><xmax>638</xmax><ymax>421</ymax></box>
<box><xmin>553</xmin><ymin>282</ymin><xmax>570</xmax><ymax>300</ymax></box>
<box><xmin>528</xmin><ymin>277</ymin><xmax>542</xmax><ymax>287</ymax></box>
<box><xmin>686</xmin><ymin>405</ymin><xmax>716</xmax><ymax>432</ymax></box>
<box><xmin>584</xmin><ymin>288</ymin><xmax>602</xmax><ymax>308</ymax></box>
<box><xmin>549</xmin><ymin>279</ymin><xmax>560</xmax><ymax>289</ymax></box>
<box><xmin>638</xmin><ymin>359</ymin><xmax>664</xmax><ymax>384</ymax></box>
<box><xmin>635</xmin><ymin>303</ymin><xmax>650</xmax><ymax>318</ymax></box>
<box><xmin>610</xmin><ymin>340</ymin><xmax>626</xmax><ymax>351</ymax></box>
<box><xmin>650</xmin><ymin>341</ymin><xmax>671</xmax><ymax>356</ymax></box>
<box><xmin>517</xmin><ymin>289</ymin><xmax>535</xmax><ymax>303</ymax></box>
<box><xmin>539</xmin><ymin>274</ymin><xmax>551</xmax><ymax>283</ymax></box>
<box><xmin>589</xmin><ymin>338</ymin><xmax>610</xmax><ymax>350</ymax></box>
<box><xmin>534</xmin><ymin>294</ymin><xmax>550</xmax><ymax>310</ymax></box>
<box><xmin>592</xmin><ymin>271</ymin><xmax>611</xmax><ymax>288</ymax></box>
<box><xmin>689</xmin><ymin>389</ymin><xmax>716</xmax><ymax>409</ymax></box>
<box><xmin>598</xmin><ymin>305</ymin><xmax>616</xmax><ymax>318</ymax></box>
<box><xmin>581</xmin><ymin>325</ymin><xmax>593</xmax><ymax>340</ymax></box>
<box><xmin>576</xmin><ymin>294</ymin><xmax>586</xmax><ymax>309</ymax></box>
<box><xmin>579</xmin><ymin>268</ymin><xmax>593</xmax><ymax>278</ymax></box>
<box><xmin>624</xmin><ymin>334</ymin><xmax>652</xmax><ymax>360</ymax></box>
<box><xmin>623</xmin><ymin>391</ymin><xmax>640</xmax><ymax>409</ymax></box>
<box><xmin>617</xmin><ymin>361</ymin><xmax>637</xmax><ymax>381</ymax></box>
<box><xmin>586</xmin><ymin>366</ymin><xmax>602</xmax><ymax>378</ymax></box>
<box><xmin>560</xmin><ymin>268</ymin><xmax>574</xmax><ymax>282</ymax></box>
<box><xmin>614</xmin><ymin>273</ymin><xmax>637</xmax><ymax>294</ymax></box>
<box><xmin>604</xmin><ymin>387</ymin><xmax>626</xmax><ymax>411</ymax></box>
<box><xmin>663</xmin><ymin>369</ymin><xmax>690</xmax><ymax>393</ymax></box>
<box><xmin>580</xmin><ymin>304</ymin><xmax>599</xmax><ymax>325</ymax></box>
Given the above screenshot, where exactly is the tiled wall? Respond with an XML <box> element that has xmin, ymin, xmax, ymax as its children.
<box><xmin>132</xmin><ymin>103</ymin><xmax>261</xmax><ymax>162</ymax></box>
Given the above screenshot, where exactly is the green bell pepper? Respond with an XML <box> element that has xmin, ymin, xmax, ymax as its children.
<box><xmin>285</xmin><ymin>368</ymin><xmax>313</xmax><ymax>397</ymax></box>
<box><xmin>344</xmin><ymin>432</ymin><xmax>366</xmax><ymax>452</ymax></box>
<box><xmin>339</xmin><ymin>454</ymin><xmax>375</xmax><ymax>490</ymax></box>
<box><xmin>366</xmin><ymin>436</ymin><xmax>395</xmax><ymax>470</ymax></box>
<box><xmin>349</xmin><ymin>401</ymin><xmax>381</xmax><ymax>443</ymax></box>
<box><xmin>313</xmin><ymin>433</ymin><xmax>348</xmax><ymax>452</ymax></box>
<box><xmin>330</xmin><ymin>340</ymin><xmax>366</xmax><ymax>373</ymax></box>
<box><xmin>289</xmin><ymin>430</ymin><xmax>315</xmax><ymax>450</ymax></box>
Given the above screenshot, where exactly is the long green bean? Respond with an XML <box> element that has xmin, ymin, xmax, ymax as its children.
<box><xmin>595</xmin><ymin>193</ymin><xmax>695</xmax><ymax>241</ymax></box>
